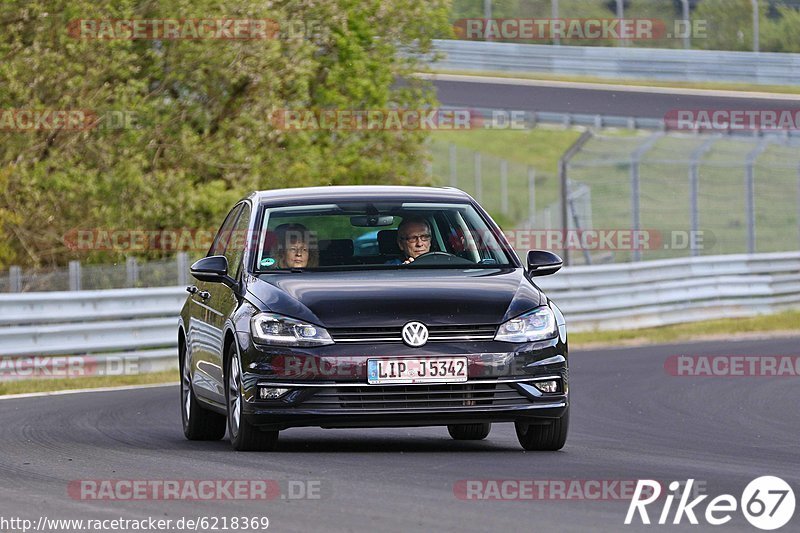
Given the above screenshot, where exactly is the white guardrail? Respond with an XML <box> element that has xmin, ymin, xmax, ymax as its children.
<box><xmin>430</xmin><ymin>40</ymin><xmax>800</xmax><ymax>85</ymax></box>
<box><xmin>0</xmin><ymin>252</ymin><xmax>798</xmax><ymax>379</ymax></box>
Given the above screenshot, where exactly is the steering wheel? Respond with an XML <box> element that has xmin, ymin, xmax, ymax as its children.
<box><xmin>406</xmin><ymin>251</ymin><xmax>474</xmax><ymax>266</ymax></box>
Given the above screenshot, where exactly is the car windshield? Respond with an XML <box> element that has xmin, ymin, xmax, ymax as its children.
<box><xmin>252</xmin><ymin>201</ymin><xmax>515</xmax><ymax>272</ymax></box>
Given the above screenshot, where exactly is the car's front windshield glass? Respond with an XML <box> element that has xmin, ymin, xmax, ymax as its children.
<box><xmin>253</xmin><ymin>201</ymin><xmax>514</xmax><ymax>272</ymax></box>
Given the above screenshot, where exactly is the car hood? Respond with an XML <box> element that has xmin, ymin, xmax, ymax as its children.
<box><xmin>246</xmin><ymin>268</ymin><xmax>543</xmax><ymax>327</ymax></box>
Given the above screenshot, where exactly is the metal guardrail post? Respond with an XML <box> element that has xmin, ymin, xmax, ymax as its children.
<box><xmin>177</xmin><ymin>252</ymin><xmax>189</xmax><ymax>286</ymax></box>
<box><xmin>797</xmin><ymin>163</ymin><xmax>800</xmax><ymax>252</ymax></box>
<box><xmin>474</xmin><ymin>152</ymin><xmax>483</xmax><ymax>203</ymax></box>
<box><xmin>68</xmin><ymin>261</ymin><xmax>81</xmax><ymax>291</ymax></box>
<box><xmin>630</xmin><ymin>133</ymin><xmax>664</xmax><ymax>261</ymax></box>
<box><xmin>689</xmin><ymin>136</ymin><xmax>720</xmax><ymax>257</ymax></box>
<box><xmin>558</xmin><ymin>130</ymin><xmax>593</xmax><ymax>266</ymax></box>
<box><xmin>9</xmin><ymin>266</ymin><xmax>22</xmax><ymax>293</ymax></box>
<box><xmin>745</xmin><ymin>139</ymin><xmax>768</xmax><ymax>254</ymax></box>
<box><xmin>500</xmin><ymin>159</ymin><xmax>509</xmax><ymax>215</ymax></box>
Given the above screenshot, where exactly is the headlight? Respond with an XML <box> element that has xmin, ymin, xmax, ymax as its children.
<box><xmin>494</xmin><ymin>306</ymin><xmax>557</xmax><ymax>343</ymax></box>
<box><xmin>250</xmin><ymin>313</ymin><xmax>334</xmax><ymax>347</ymax></box>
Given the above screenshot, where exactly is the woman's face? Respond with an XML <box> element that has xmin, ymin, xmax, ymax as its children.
<box><xmin>283</xmin><ymin>238</ymin><xmax>309</xmax><ymax>268</ymax></box>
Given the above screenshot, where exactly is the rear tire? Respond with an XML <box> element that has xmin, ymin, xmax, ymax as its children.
<box><xmin>226</xmin><ymin>344</ymin><xmax>279</xmax><ymax>451</ymax></box>
<box><xmin>515</xmin><ymin>408</ymin><xmax>569</xmax><ymax>451</ymax></box>
<box><xmin>447</xmin><ymin>423</ymin><xmax>491</xmax><ymax>440</ymax></box>
<box><xmin>180</xmin><ymin>340</ymin><xmax>226</xmax><ymax>441</ymax></box>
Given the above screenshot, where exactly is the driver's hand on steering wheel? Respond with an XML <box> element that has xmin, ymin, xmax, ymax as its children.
<box><xmin>402</xmin><ymin>257</ymin><xmax>415</xmax><ymax>265</ymax></box>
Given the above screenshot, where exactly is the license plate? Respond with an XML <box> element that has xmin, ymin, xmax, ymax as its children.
<box><xmin>367</xmin><ymin>357</ymin><xmax>468</xmax><ymax>384</ymax></box>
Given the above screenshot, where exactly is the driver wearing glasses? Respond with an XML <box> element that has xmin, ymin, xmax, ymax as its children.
<box><xmin>388</xmin><ymin>216</ymin><xmax>432</xmax><ymax>265</ymax></box>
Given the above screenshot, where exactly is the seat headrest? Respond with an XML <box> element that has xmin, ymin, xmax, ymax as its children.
<box><xmin>377</xmin><ymin>229</ymin><xmax>401</xmax><ymax>256</ymax></box>
<box><xmin>319</xmin><ymin>239</ymin><xmax>354</xmax><ymax>258</ymax></box>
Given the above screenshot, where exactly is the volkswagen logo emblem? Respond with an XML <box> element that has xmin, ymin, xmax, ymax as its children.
<box><xmin>402</xmin><ymin>321</ymin><xmax>429</xmax><ymax>347</ymax></box>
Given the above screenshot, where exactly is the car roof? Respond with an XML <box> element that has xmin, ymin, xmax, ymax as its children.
<box><xmin>250</xmin><ymin>186</ymin><xmax>474</xmax><ymax>206</ymax></box>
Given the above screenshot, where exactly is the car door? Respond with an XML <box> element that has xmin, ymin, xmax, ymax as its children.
<box><xmin>189</xmin><ymin>203</ymin><xmax>243</xmax><ymax>404</ymax></box>
<box><xmin>203</xmin><ymin>202</ymin><xmax>252</xmax><ymax>404</ymax></box>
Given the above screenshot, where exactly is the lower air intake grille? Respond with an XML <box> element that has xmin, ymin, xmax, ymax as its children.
<box><xmin>302</xmin><ymin>383</ymin><xmax>530</xmax><ymax>410</ymax></box>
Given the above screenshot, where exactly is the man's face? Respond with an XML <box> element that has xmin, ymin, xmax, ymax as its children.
<box><xmin>398</xmin><ymin>221</ymin><xmax>431</xmax><ymax>259</ymax></box>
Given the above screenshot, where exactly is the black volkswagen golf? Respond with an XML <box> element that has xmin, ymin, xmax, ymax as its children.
<box><xmin>178</xmin><ymin>186</ymin><xmax>568</xmax><ymax>451</ymax></box>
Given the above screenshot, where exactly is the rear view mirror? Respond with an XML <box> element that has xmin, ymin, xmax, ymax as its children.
<box><xmin>350</xmin><ymin>215</ymin><xmax>394</xmax><ymax>227</ymax></box>
<box><xmin>527</xmin><ymin>250</ymin><xmax>563</xmax><ymax>277</ymax></box>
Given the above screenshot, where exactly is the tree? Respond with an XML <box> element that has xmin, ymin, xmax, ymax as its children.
<box><xmin>0</xmin><ymin>0</ymin><xmax>451</xmax><ymax>267</ymax></box>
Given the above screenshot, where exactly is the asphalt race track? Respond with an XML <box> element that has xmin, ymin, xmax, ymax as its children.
<box><xmin>1</xmin><ymin>336</ymin><xmax>798</xmax><ymax>532</ymax></box>
<box><xmin>432</xmin><ymin>75</ymin><xmax>800</xmax><ymax>119</ymax></box>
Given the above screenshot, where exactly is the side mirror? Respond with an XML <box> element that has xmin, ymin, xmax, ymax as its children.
<box><xmin>190</xmin><ymin>255</ymin><xmax>236</xmax><ymax>286</ymax></box>
<box><xmin>527</xmin><ymin>250</ymin><xmax>563</xmax><ymax>277</ymax></box>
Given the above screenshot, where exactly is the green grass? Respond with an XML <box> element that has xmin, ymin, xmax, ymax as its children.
<box><xmin>428</xmin><ymin>128</ymin><xmax>583</xmax><ymax>225</ymax></box>
<box><xmin>423</xmin><ymin>68</ymin><xmax>800</xmax><ymax>96</ymax></box>
<box><xmin>0</xmin><ymin>369</ymin><xmax>179</xmax><ymax>396</ymax></box>
<box><xmin>570</xmin><ymin>310</ymin><xmax>800</xmax><ymax>347</ymax></box>
<box><xmin>430</xmin><ymin>128</ymin><xmax>799</xmax><ymax>262</ymax></box>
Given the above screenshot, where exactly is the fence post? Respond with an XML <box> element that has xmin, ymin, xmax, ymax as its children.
<box><xmin>630</xmin><ymin>133</ymin><xmax>664</xmax><ymax>261</ymax></box>
<box><xmin>797</xmin><ymin>163</ymin><xmax>800</xmax><ymax>252</ymax></box>
<box><xmin>68</xmin><ymin>261</ymin><xmax>81</xmax><ymax>291</ymax></box>
<box><xmin>688</xmin><ymin>136</ymin><xmax>720</xmax><ymax>257</ymax></box>
<box><xmin>559</xmin><ymin>130</ymin><xmax>593</xmax><ymax>266</ymax></box>
<box><xmin>474</xmin><ymin>152</ymin><xmax>483</xmax><ymax>203</ymax></box>
<box><xmin>680</xmin><ymin>0</ymin><xmax>691</xmax><ymax>49</ymax></box>
<box><xmin>616</xmin><ymin>0</ymin><xmax>628</xmax><ymax>47</ymax></box>
<box><xmin>449</xmin><ymin>143</ymin><xmax>457</xmax><ymax>187</ymax></box>
<box><xmin>177</xmin><ymin>252</ymin><xmax>189</xmax><ymax>286</ymax></box>
<box><xmin>752</xmin><ymin>0</ymin><xmax>760</xmax><ymax>53</ymax></box>
<box><xmin>528</xmin><ymin>167</ymin><xmax>536</xmax><ymax>226</ymax></box>
<box><xmin>500</xmin><ymin>159</ymin><xmax>509</xmax><ymax>215</ymax></box>
<box><xmin>126</xmin><ymin>256</ymin><xmax>139</xmax><ymax>287</ymax></box>
<box><xmin>551</xmin><ymin>0</ymin><xmax>560</xmax><ymax>46</ymax></box>
<box><xmin>9</xmin><ymin>266</ymin><xmax>22</xmax><ymax>292</ymax></box>
<box><xmin>745</xmin><ymin>140</ymin><xmax>767</xmax><ymax>254</ymax></box>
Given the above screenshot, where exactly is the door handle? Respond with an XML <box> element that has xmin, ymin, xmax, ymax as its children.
<box><xmin>186</xmin><ymin>285</ymin><xmax>198</xmax><ymax>295</ymax></box>
<box><xmin>198</xmin><ymin>290</ymin><xmax>211</xmax><ymax>300</ymax></box>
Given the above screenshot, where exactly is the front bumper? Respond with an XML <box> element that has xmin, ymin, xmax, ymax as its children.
<box><xmin>235</xmin><ymin>332</ymin><xmax>568</xmax><ymax>430</ymax></box>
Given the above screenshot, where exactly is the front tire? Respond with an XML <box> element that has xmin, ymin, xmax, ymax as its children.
<box><xmin>447</xmin><ymin>423</ymin><xmax>491</xmax><ymax>440</ymax></box>
<box><xmin>180</xmin><ymin>340</ymin><xmax>226</xmax><ymax>441</ymax></box>
<box><xmin>515</xmin><ymin>408</ymin><xmax>569</xmax><ymax>451</ymax></box>
<box><xmin>226</xmin><ymin>344</ymin><xmax>279</xmax><ymax>451</ymax></box>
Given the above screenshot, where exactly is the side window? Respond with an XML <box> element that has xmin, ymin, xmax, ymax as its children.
<box><xmin>223</xmin><ymin>204</ymin><xmax>251</xmax><ymax>279</ymax></box>
<box><xmin>208</xmin><ymin>205</ymin><xmax>243</xmax><ymax>257</ymax></box>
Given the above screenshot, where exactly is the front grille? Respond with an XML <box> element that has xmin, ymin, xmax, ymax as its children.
<box><xmin>329</xmin><ymin>324</ymin><xmax>497</xmax><ymax>343</ymax></box>
<box><xmin>301</xmin><ymin>383</ymin><xmax>531</xmax><ymax>410</ymax></box>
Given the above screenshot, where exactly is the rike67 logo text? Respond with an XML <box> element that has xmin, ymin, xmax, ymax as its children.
<box><xmin>626</xmin><ymin>477</ymin><xmax>795</xmax><ymax>530</ymax></box>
